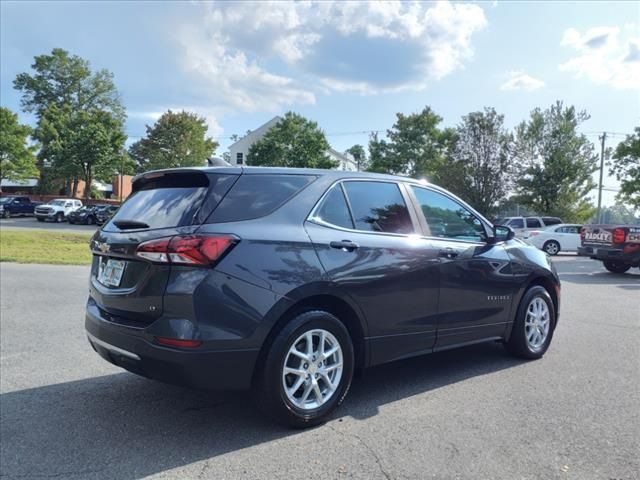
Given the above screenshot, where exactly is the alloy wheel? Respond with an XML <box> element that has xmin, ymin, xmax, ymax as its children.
<box><xmin>525</xmin><ymin>297</ymin><xmax>550</xmax><ymax>351</ymax></box>
<box><xmin>282</xmin><ymin>329</ymin><xmax>343</xmax><ymax>410</ymax></box>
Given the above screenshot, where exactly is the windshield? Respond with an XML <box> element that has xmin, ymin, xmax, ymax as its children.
<box><xmin>49</xmin><ymin>200</ymin><xmax>66</xmax><ymax>206</ymax></box>
<box><xmin>0</xmin><ymin>198</ymin><xmax>11</xmax><ymax>204</ymax></box>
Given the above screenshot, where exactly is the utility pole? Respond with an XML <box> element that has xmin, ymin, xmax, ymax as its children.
<box><xmin>597</xmin><ymin>132</ymin><xmax>606</xmax><ymax>223</ymax></box>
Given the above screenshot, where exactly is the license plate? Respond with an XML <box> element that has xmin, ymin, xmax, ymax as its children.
<box><xmin>98</xmin><ymin>258</ymin><xmax>126</xmax><ymax>287</ymax></box>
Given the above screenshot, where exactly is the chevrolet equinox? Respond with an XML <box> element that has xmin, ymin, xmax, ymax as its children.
<box><xmin>86</xmin><ymin>167</ymin><xmax>560</xmax><ymax>427</ymax></box>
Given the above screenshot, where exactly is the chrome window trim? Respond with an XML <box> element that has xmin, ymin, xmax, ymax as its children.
<box><xmin>307</xmin><ymin>178</ymin><xmax>418</xmax><ymax>238</ymax></box>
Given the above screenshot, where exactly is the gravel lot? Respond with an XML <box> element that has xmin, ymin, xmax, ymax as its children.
<box><xmin>0</xmin><ymin>257</ymin><xmax>638</xmax><ymax>479</ymax></box>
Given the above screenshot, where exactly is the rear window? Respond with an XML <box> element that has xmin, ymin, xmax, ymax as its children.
<box><xmin>207</xmin><ymin>174</ymin><xmax>315</xmax><ymax>223</ymax></box>
<box><xmin>508</xmin><ymin>218</ymin><xmax>524</xmax><ymax>229</ymax></box>
<box><xmin>105</xmin><ymin>172</ymin><xmax>236</xmax><ymax>231</ymax></box>
<box><xmin>313</xmin><ymin>184</ymin><xmax>354</xmax><ymax>229</ymax></box>
<box><xmin>543</xmin><ymin>217</ymin><xmax>562</xmax><ymax>226</ymax></box>
<box><xmin>526</xmin><ymin>218</ymin><xmax>542</xmax><ymax>228</ymax></box>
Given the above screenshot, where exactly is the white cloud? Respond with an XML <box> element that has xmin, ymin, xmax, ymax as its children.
<box><xmin>500</xmin><ymin>71</ymin><xmax>545</xmax><ymax>91</ymax></box>
<box><xmin>172</xmin><ymin>1</ymin><xmax>487</xmax><ymax>111</ymax></box>
<box><xmin>559</xmin><ymin>26</ymin><xmax>640</xmax><ymax>90</ymax></box>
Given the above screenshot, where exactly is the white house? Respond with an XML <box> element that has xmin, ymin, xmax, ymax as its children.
<box><xmin>226</xmin><ymin>116</ymin><xmax>359</xmax><ymax>171</ymax></box>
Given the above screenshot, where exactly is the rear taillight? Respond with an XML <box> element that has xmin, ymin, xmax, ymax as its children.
<box><xmin>612</xmin><ymin>228</ymin><xmax>626</xmax><ymax>244</ymax></box>
<box><xmin>136</xmin><ymin>235</ymin><xmax>238</xmax><ymax>265</ymax></box>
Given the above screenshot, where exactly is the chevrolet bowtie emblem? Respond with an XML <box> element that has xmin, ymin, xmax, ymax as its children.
<box><xmin>95</xmin><ymin>241</ymin><xmax>110</xmax><ymax>253</ymax></box>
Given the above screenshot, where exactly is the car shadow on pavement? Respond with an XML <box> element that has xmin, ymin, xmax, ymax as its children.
<box><xmin>0</xmin><ymin>342</ymin><xmax>522</xmax><ymax>479</ymax></box>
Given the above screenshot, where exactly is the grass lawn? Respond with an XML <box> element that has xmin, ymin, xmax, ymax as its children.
<box><xmin>0</xmin><ymin>229</ymin><xmax>93</xmax><ymax>265</ymax></box>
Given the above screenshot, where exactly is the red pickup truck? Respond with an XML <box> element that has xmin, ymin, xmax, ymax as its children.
<box><xmin>578</xmin><ymin>224</ymin><xmax>640</xmax><ymax>273</ymax></box>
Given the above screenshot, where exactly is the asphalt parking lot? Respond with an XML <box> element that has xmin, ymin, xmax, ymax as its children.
<box><xmin>0</xmin><ymin>257</ymin><xmax>638</xmax><ymax>479</ymax></box>
<box><xmin>0</xmin><ymin>216</ymin><xmax>98</xmax><ymax>232</ymax></box>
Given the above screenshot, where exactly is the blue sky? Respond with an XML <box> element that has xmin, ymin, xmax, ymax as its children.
<box><xmin>1</xmin><ymin>1</ymin><xmax>638</xmax><ymax>204</ymax></box>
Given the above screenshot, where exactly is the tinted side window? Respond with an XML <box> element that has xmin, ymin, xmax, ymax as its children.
<box><xmin>343</xmin><ymin>181</ymin><xmax>413</xmax><ymax>234</ymax></box>
<box><xmin>543</xmin><ymin>217</ymin><xmax>562</xmax><ymax>226</ymax></box>
<box><xmin>527</xmin><ymin>218</ymin><xmax>542</xmax><ymax>228</ymax></box>
<box><xmin>313</xmin><ymin>185</ymin><xmax>354</xmax><ymax>229</ymax></box>
<box><xmin>208</xmin><ymin>175</ymin><xmax>315</xmax><ymax>223</ymax></box>
<box><xmin>508</xmin><ymin>218</ymin><xmax>524</xmax><ymax>229</ymax></box>
<box><xmin>411</xmin><ymin>186</ymin><xmax>486</xmax><ymax>242</ymax></box>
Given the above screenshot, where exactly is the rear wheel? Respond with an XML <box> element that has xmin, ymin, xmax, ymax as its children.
<box><xmin>257</xmin><ymin>310</ymin><xmax>354</xmax><ymax>428</ymax></box>
<box><xmin>543</xmin><ymin>240</ymin><xmax>560</xmax><ymax>256</ymax></box>
<box><xmin>505</xmin><ymin>286</ymin><xmax>555</xmax><ymax>359</ymax></box>
<box><xmin>603</xmin><ymin>260</ymin><xmax>631</xmax><ymax>274</ymax></box>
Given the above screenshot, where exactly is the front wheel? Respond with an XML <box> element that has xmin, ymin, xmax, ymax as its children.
<box><xmin>603</xmin><ymin>260</ymin><xmax>631</xmax><ymax>274</ymax></box>
<box><xmin>2</xmin><ymin>210</ymin><xmax>10</xmax><ymax>219</ymax></box>
<box><xmin>55</xmin><ymin>213</ymin><xmax>64</xmax><ymax>223</ymax></box>
<box><xmin>505</xmin><ymin>286</ymin><xmax>555</xmax><ymax>359</ymax></box>
<box><xmin>543</xmin><ymin>240</ymin><xmax>560</xmax><ymax>256</ymax></box>
<box><xmin>36</xmin><ymin>218</ymin><xmax>44</xmax><ymax>222</ymax></box>
<box><xmin>257</xmin><ymin>310</ymin><xmax>354</xmax><ymax>428</ymax></box>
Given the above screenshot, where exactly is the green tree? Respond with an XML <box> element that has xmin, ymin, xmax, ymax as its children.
<box><xmin>345</xmin><ymin>144</ymin><xmax>367</xmax><ymax>171</ymax></box>
<box><xmin>367</xmin><ymin>107</ymin><xmax>453</xmax><ymax>180</ymax></box>
<box><xmin>513</xmin><ymin>101</ymin><xmax>597</xmax><ymax>222</ymax></box>
<box><xmin>609</xmin><ymin>127</ymin><xmax>640</xmax><ymax>210</ymax></box>
<box><xmin>0</xmin><ymin>107</ymin><xmax>38</xmax><ymax>188</ymax></box>
<box><xmin>130</xmin><ymin>110</ymin><xmax>218</xmax><ymax>172</ymax></box>
<box><xmin>442</xmin><ymin>108</ymin><xmax>514</xmax><ymax>217</ymax></box>
<box><xmin>13</xmin><ymin>48</ymin><xmax>126</xmax><ymax>196</ymax></box>
<box><xmin>598</xmin><ymin>204</ymin><xmax>639</xmax><ymax>224</ymax></box>
<box><xmin>247</xmin><ymin>112</ymin><xmax>336</xmax><ymax>168</ymax></box>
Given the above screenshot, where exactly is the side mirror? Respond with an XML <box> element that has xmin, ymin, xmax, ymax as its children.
<box><xmin>488</xmin><ymin>225</ymin><xmax>515</xmax><ymax>244</ymax></box>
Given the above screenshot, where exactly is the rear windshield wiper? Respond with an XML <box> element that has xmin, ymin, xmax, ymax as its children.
<box><xmin>113</xmin><ymin>219</ymin><xmax>150</xmax><ymax>230</ymax></box>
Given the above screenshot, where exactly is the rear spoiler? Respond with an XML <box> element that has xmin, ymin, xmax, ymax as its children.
<box><xmin>132</xmin><ymin>167</ymin><xmax>242</xmax><ymax>193</ymax></box>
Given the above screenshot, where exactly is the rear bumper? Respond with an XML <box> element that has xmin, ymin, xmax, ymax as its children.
<box><xmin>85</xmin><ymin>302</ymin><xmax>260</xmax><ymax>390</ymax></box>
<box><xmin>578</xmin><ymin>246</ymin><xmax>640</xmax><ymax>265</ymax></box>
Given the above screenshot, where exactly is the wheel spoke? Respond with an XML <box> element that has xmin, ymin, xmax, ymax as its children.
<box><xmin>284</xmin><ymin>367</ymin><xmax>306</xmax><ymax>377</ymax></box>
<box><xmin>320</xmin><ymin>372</ymin><xmax>336</xmax><ymax>392</ymax></box>
<box><xmin>290</xmin><ymin>348</ymin><xmax>309</xmax><ymax>362</ymax></box>
<box><xmin>312</xmin><ymin>381</ymin><xmax>323</xmax><ymax>404</ymax></box>
<box><xmin>323</xmin><ymin>362</ymin><xmax>342</xmax><ymax>373</ymax></box>
<box><xmin>288</xmin><ymin>376</ymin><xmax>305</xmax><ymax>396</ymax></box>
<box><xmin>319</xmin><ymin>331</ymin><xmax>326</xmax><ymax>357</ymax></box>
<box><xmin>324</xmin><ymin>345</ymin><xmax>339</xmax><ymax>359</ymax></box>
<box><xmin>300</xmin><ymin>381</ymin><xmax>313</xmax><ymax>403</ymax></box>
<box><xmin>306</xmin><ymin>332</ymin><xmax>313</xmax><ymax>357</ymax></box>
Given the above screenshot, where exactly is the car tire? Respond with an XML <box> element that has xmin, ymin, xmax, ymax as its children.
<box><xmin>256</xmin><ymin>310</ymin><xmax>354</xmax><ymax>428</ymax></box>
<box><xmin>2</xmin><ymin>210</ymin><xmax>10</xmax><ymax>219</ymax></box>
<box><xmin>603</xmin><ymin>260</ymin><xmax>631</xmax><ymax>274</ymax></box>
<box><xmin>36</xmin><ymin>218</ymin><xmax>44</xmax><ymax>222</ymax></box>
<box><xmin>87</xmin><ymin>216</ymin><xmax>95</xmax><ymax>225</ymax></box>
<box><xmin>543</xmin><ymin>240</ymin><xmax>560</xmax><ymax>256</ymax></box>
<box><xmin>505</xmin><ymin>285</ymin><xmax>555</xmax><ymax>360</ymax></box>
<box><xmin>55</xmin><ymin>213</ymin><xmax>64</xmax><ymax>223</ymax></box>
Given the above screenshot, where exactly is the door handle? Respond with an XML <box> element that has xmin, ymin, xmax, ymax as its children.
<box><xmin>330</xmin><ymin>240</ymin><xmax>359</xmax><ymax>252</ymax></box>
<box><xmin>438</xmin><ymin>248</ymin><xmax>459</xmax><ymax>259</ymax></box>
